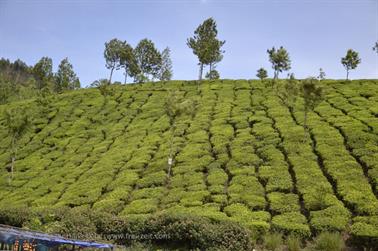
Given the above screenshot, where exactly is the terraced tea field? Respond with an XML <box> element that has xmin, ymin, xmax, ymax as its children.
<box><xmin>0</xmin><ymin>80</ymin><xmax>377</xmax><ymax>244</ymax></box>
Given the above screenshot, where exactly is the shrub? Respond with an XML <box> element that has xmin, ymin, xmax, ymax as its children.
<box><xmin>287</xmin><ymin>234</ymin><xmax>301</xmax><ymax>251</ymax></box>
<box><xmin>138</xmin><ymin>171</ymin><xmax>166</xmax><ymax>188</ymax></box>
<box><xmin>312</xmin><ymin>232</ymin><xmax>345</xmax><ymax>251</ymax></box>
<box><xmin>271</xmin><ymin>212</ymin><xmax>311</xmax><ymax>238</ymax></box>
<box><xmin>310</xmin><ymin>205</ymin><xmax>350</xmax><ymax>232</ymax></box>
<box><xmin>264</xmin><ymin>232</ymin><xmax>283</xmax><ymax>251</ymax></box>
<box><xmin>224</xmin><ymin>203</ymin><xmax>270</xmax><ymax>237</ymax></box>
<box><xmin>101</xmin><ymin>213</ymin><xmax>253</xmax><ymax>250</ymax></box>
<box><xmin>131</xmin><ymin>187</ymin><xmax>166</xmax><ymax>200</ymax></box>
<box><xmin>349</xmin><ymin>216</ymin><xmax>378</xmax><ymax>248</ymax></box>
<box><xmin>268</xmin><ymin>192</ymin><xmax>300</xmax><ymax>214</ymax></box>
<box><xmin>259</xmin><ymin>165</ymin><xmax>293</xmax><ymax>192</ymax></box>
<box><xmin>120</xmin><ymin>199</ymin><xmax>158</xmax><ymax>215</ymax></box>
<box><xmin>0</xmin><ymin>207</ymin><xmax>32</xmax><ymax>227</ymax></box>
<box><xmin>207</xmin><ymin>168</ymin><xmax>228</xmax><ymax>186</ymax></box>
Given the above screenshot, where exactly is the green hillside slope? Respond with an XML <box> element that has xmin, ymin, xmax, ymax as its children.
<box><xmin>0</xmin><ymin>80</ymin><xmax>378</xmax><ymax>246</ymax></box>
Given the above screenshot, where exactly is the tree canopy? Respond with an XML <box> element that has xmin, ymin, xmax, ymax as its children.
<box><xmin>159</xmin><ymin>47</ymin><xmax>173</xmax><ymax>81</ymax></box>
<box><xmin>373</xmin><ymin>41</ymin><xmax>378</xmax><ymax>54</ymax></box>
<box><xmin>267</xmin><ymin>46</ymin><xmax>291</xmax><ymax>79</ymax></box>
<box><xmin>55</xmin><ymin>58</ymin><xmax>80</xmax><ymax>92</ymax></box>
<box><xmin>256</xmin><ymin>68</ymin><xmax>268</xmax><ymax>80</ymax></box>
<box><xmin>187</xmin><ymin>17</ymin><xmax>225</xmax><ymax>80</ymax></box>
<box><xmin>104</xmin><ymin>38</ymin><xmax>124</xmax><ymax>84</ymax></box>
<box><xmin>119</xmin><ymin>41</ymin><xmax>140</xmax><ymax>84</ymax></box>
<box><xmin>341</xmin><ymin>49</ymin><xmax>361</xmax><ymax>80</ymax></box>
<box><xmin>33</xmin><ymin>57</ymin><xmax>53</xmax><ymax>90</ymax></box>
<box><xmin>134</xmin><ymin>39</ymin><xmax>162</xmax><ymax>82</ymax></box>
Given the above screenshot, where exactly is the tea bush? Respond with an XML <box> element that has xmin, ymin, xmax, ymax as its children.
<box><xmin>0</xmin><ymin>80</ymin><xmax>377</xmax><ymax>249</ymax></box>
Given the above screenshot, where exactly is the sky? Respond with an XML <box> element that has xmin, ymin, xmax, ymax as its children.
<box><xmin>0</xmin><ymin>0</ymin><xmax>377</xmax><ymax>86</ymax></box>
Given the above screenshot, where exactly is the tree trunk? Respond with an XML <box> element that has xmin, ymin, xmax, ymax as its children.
<box><xmin>199</xmin><ymin>63</ymin><xmax>203</xmax><ymax>81</ymax></box>
<box><xmin>209</xmin><ymin>63</ymin><xmax>213</xmax><ymax>76</ymax></box>
<box><xmin>108</xmin><ymin>67</ymin><xmax>114</xmax><ymax>85</ymax></box>
<box><xmin>10</xmin><ymin>156</ymin><xmax>15</xmax><ymax>180</ymax></box>
<box><xmin>167</xmin><ymin>126</ymin><xmax>175</xmax><ymax>179</ymax></box>
<box><xmin>346</xmin><ymin>69</ymin><xmax>349</xmax><ymax>80</ymax></box>
<box><xmin>124</xmin><ymin>68</ymin><xmax>128</xmax><ymax>84</ymax></box>
<box><xmin>303</xmin><ymin>108</ymin><xmax>308</xmax><ymax>142</ymax></box>
<box><xmin>10</xmin><ymin>136</ymin><xmax>16</xmax><ymax>180</ymax></box>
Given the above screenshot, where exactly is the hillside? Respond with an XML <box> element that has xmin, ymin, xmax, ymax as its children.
<box><xmin>0</xmin><ymin>80</ymin><xmax>378</xmax><ymax>248</ymax></box>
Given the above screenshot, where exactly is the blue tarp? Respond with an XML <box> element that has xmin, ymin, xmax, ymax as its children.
<box><xmin>0</xmin><ymin>224</ymin><xmax>113</xmax><ymax>249</ymax></box>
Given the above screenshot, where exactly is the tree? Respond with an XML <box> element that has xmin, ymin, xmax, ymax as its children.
<box><xmin>159</xmin><ymin>47</ymin><xmax>173</xmax><ymax>81</ymax></box>
<box><xmin>256</xmin><ymin>68</ymin><xmax>268</xmax><ymax>81</ymax></box>
<box><xmin>318</xmin><ymin>68</ymin><xmax>326</xmax><ymax>81</ymax></box>
<box><xmin>104</xmin><ymin>38</ymin><xmax>123</xmax><ymax>84</ymax></box>
<box><xmin>33</xmin><ymin>57</ymin><xmax>53</xmax><ymax>90</ymax></box>
<box><xmin>187</xmin><ymin>17</ymin><xmax>225</xmax><ymax>80</ymax></box>
<box><xmin>301</xmin><ymin>77</ymin><xmax>323</xmax><ymax>140</ymax></box>
<box><xmin>373</xmin><ymin>41</ymin><xmax>378</xmax><ymax>54</ymax></box>
<box><xmin>278</xmin><ymin>73</ymin><xmax>299</xmax><ymax>112</ymax></box>
<box><xmin>341</xmin><ymin>49</ymin><xmax>361</xmax><ymax>80</ymax></box>
<box><xmin>134</xmin><ymin>39</ymin><xmax>162</xmax><ymax>82</ymax></box>
<box><xmin>119</xmin><ymin>41</ymin><xmax>140</xmax><ymax>84</ymax></box>
<box><xmin>55</xmin><ymin>58</ymin><xmax>80</xmax><ymax>92</ymax></box>
<box><xmin>205</xmin><ymin>69</ymin><xmax>220</xmax><ymax>80</ymax></box>
<box><xmin>0</xmin><ymin>82</ymin><xmax>11</xmax><ymax>104</ymax></box>
<box><xmin>91</xmin><ymin>79</ymin><xmax>114</xmax><ymax>98</ymax></box>
<box><xmin>164</xmin><ymin>91</ymin><xmax>197</xmax><ymax>179</ymax></box>
<box><xmin>4</xmin><ymin>108</ymin><xmax>30</xmax><ymax>181</ymax></box>
<box><xmin>35</xmin><ymin>86</ymin><xmax>53</xmax><ymax>114</ymax></box>
<box><xmin>267</xmin><ymin>46</ymin><xmax>291</xmax><ymax>80</ymax></box>
<box><xmin>208</xmin><ymin>44</ymin><xmax>224</xmax><ymax>75</ymax></box>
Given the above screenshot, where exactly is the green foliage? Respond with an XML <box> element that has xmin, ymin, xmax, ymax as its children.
<box><xmin>301</xmin><ymin>77</ymin><xmax>323</xmax><ymax>133</ymax></box>
<box><xmin>134</xmin><ymin>38</ymin><xmax>162</xmax><ymax>81</ymax></box>
<box><xmin>312</xmin><ymin>232</ymin><xmax>345</xmax><ymax>251</ymax></box>
<box><xmin>350</xmin><ymin>216</ymin><xmax>378</xmax><ymax>248</ymax></box>
<box><xmin>302</xmin><ymin>77</ymin><xmax>323</xmax><ymax>112</ymax></box>
<box><xmin>119</xmin><ymin>40</ymin><xmax>140</xmax><ymax>83</ymax></box>
<box><xmin>256</xmin><ymin>67</ymin><xmax>268</xmax><ymax>80</ymax></box>
<box><xmin>268</xmin><ymin>192</ymin><xmax>300</xmax><ymax>214</ymax></box>
<box><xmin>310</xmin><ymin>205</ymin><xmax>350</xmax><ymax>233</ymax></box>
<box><xmin>272</xmin><ymin>212</ymin><xmax>311</xmax><ymax>238</ymax></box>
<box><xmin>205</xmin><ymin>69</ymin><xmax>220</xmax><ymax>80</ymax></box>
<box><xmin>33</xmin><ymin>56</ymin><xmax>53</xmax><ymax>90</ymax></box>
<box><xmin>267</xmin><ymin>46</ymin><xmax>291</xmax><ymax>79</ymax></box>
<box><xmin>55</xmin><ymin>57</ymin><xmax>80</xmax><ymax>92</ymax></box>
<box><xmin>104</xmin><ymin>38</ymin><xmax>124</xmax><ymax>83</ymax></box>
<box><xmin>341</xmin><ymin>49</ymin><xmax>361</xmax><ymax>80</ymax></box>
<box><xmin>121</xmin><ymin>199</ymin><xmax>159</xmax><ymax>215</ymax></box>
<box><xmin>287</xmin><ymin>235</ymin><xmax>301</xmax><ymax>251</ymax></box>
<box><xmin>98</xmin><ymin>213</ymin><xmax>253</xmax><ymax>250</ymax></box>
<box><xmin>224</xmin><ymin>203</ymin><xmax>270</xmax><ymax>237</ymax></box>
<box><xmin>187</xmin><ymin>17</ymin><xmax>225</xmax><ymax>80</ymax></box>
<box><xmin>264</xmin><ymin>232</ymin><xmax>283</xmax><ymax>251</ymax></box>
<box><xmin>278</xmin><ymin>74</ymin><xmax>299</xmax><ymax>108</ymax></box>
<box><xmin>0</xmin><ymin>80</ymin><xmax>377</xmax><ymax>249</ymax></box>
<box><xmin>0</xmin><ymin>207</ymin><xmax>32</xmax><ymax>227</ymax></box>
<box><xmin>91</xmin><ymin>79</ymin><xmax>114</xmax><ymax>97</ymax></box>
<box><xmin>160</xmin><ymin>47</ymin><xmax>173</xmax><ymax>81</ymax></box>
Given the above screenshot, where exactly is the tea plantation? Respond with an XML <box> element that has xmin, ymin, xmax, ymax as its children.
<box><xmin>0</xmin><ymin>80</ymin><xmax>377</xmax><ymax>248</ymax></box>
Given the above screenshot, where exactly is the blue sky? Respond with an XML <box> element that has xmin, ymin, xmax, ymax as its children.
<box><xmin>0</xmin><ymin>0</ymin><xmax>377</xmax><ymax>86</ymax></box>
